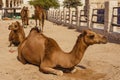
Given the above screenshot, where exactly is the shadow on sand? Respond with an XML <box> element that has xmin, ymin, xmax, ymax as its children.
<box><xmin>64</xmin><ymin>65</ymin><xmax>106</xmax><ymax>80</ymax></box>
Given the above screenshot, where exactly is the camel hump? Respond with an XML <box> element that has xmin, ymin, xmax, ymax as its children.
<box><xmin>30</xmin><ymin>27</ymin><xmax>41</xmax><ymax>33</ymax></box>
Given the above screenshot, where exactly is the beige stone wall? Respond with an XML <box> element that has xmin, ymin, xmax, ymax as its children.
<box><xmin>86</xmin><ymin>0</ymin><xmax>119</xmax><ymax>8</ymax></box>
<box><xmin>47</xmin><ymin>0</ymin><xmax>120</xmax><ymax>43</ymax></box>
<box><xmin>118</xmin><ymin>0</ymin><xmax>120</xmax><ymax>5</ymax></box>
<box><xmin>85</xmin><ymin>0</ymin><xmax>107</xmax><ymax>8</ymax></box>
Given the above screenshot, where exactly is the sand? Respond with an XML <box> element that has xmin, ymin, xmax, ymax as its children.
<box><xmin>0</xmin><ymin>19</ymin><xmax>120</xmax><ymax>80</ymax></box>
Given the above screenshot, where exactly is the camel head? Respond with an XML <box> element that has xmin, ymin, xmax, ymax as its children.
<box><xmin>79</xmin><ymin>29</ymin><xmax>107</xmax><ymax>45</ymax></box>
<box><xmin>8</xmin><ymin>21</ymin><xmax>21</xmax><ymax>31</ymax></box>
<box><xmin>24</xmin><ymin>7</ymin><xmax>28</xmax><ymax>11</ymax></box>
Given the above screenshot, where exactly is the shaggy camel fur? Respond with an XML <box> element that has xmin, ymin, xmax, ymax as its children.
<box><xmin>18</xmin><ymin>27</ymin><xmax>107</xmax><ymax>75</ymax></box>
<box><xmin>8</xmin><ymin>21</ymin><xmax>25</xmax><ymax>47</ymax></box>
<box><xmin>34</xmin><ymin>5</ymin><xmax>46</xmax><ymax>31</ymax></box>
<box><xmin>20</xmin><ymin>6</ymin><xmax>29</xmax><ymax>27</ymax></box>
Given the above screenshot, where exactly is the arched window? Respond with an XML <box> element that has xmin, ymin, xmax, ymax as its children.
<box><xmin>6</xmin><ymin>0</ymin><xmax>9</xmax><ymax>7</ymax></box>
<box><xmin>10</xmin><ymin>0</ymin><xmax>12</xmax><ymax>7</ymax></box>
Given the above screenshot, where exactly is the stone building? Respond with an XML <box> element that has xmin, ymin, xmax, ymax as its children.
<box><xmin>85</xmin><ymin>0</ymin><xmax>120</xmax><ymax>8</ymax></box>
<box><xmin>2</xmin><ymin>0</ymin><xmax>23</xmax><ymax>8</ymax></box>
<box><xmin>0</xmin><ymin>0</ymin><xmax>24</xmax><ymax>18</ymax></box>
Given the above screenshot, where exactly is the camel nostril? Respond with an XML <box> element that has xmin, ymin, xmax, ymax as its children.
<box><xmin>102</xmin><ymin>36</ymin><xmax>107</xmax><ymax>40</ymax></box>
<box><xmin>102</xmin><ymin>36</ymin><xmax>107</xmax><ymax>43</ymax></box>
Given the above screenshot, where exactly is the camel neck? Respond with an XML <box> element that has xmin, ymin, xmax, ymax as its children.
<box><xmin>70</xmin><ymin>37</ymin><xmax>89</xmax><ymax>65</ymax></box>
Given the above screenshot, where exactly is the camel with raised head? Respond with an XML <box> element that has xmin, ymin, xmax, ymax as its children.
<box><xmin>8</xmin><ymin>21</ymin><xmax>25</xmax><ymax>47</ymax></box>
<box><xmin>34</xmin><ymin>5</ymin><xmax>46</xmax><ymax>31</ymax></box>
<box><xmin>20</xmin><ymin>6</ymin><xmax>29</xmax><ymax>28</ymax></box>
<box><xmin>17</xmin><ymin>28</ymin><xmax>107</xmax><ymax>76</ymax></box>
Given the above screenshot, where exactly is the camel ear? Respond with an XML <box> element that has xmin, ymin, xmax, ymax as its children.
<box><xmin>16</xmin><ymin>21</ymin><xmax>20</xmax><ymax>26</ymax></box>
<box><xmin>80</xmin><ymin>30</ymin><xmax>87</xmax><ymax>37</ymax></box>
<box><xmin>83</xmin><ymin>30</ymin><xmax>87</xmax><ymax>35</ymax></box>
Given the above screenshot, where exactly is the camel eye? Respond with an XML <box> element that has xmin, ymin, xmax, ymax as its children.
<box><xmin>89</xmin><ymin>35</ymin><xmax>94</xmax><ymax>39</ymax></box>
<box><xmin>15</xmin><ymin>25</ymin><xmax>17</xmax><ymax>28</ymax></box>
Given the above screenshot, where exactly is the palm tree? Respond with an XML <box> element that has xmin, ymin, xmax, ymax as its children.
<box><xmin>63</xmin><ymin>0</ymin><xmax>82</xmax><ymax>26</ymax></box>
<box><xmin>29</xmin><ymin>0</ymin><xmax>60</xmax><ymax>10</ymax></box>
<box><xmin>63</xmin><ymin>0</ymin><xmax>82</xmax><ymax>9</ymax></box>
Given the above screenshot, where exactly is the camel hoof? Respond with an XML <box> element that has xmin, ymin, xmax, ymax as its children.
<box><xmin>56</xmin><ymin>71</ymin><xmax>63</xmax><ymax>76</ymax></box>
<box><xmin>24</xmin><ymin>25</ymin><xmax>27</xmax><ymax>28</ymax></box>
<box><xmin>71</xmin><ymin>68</ymin><xmax>77</xmax><ymax>73</ymax></box>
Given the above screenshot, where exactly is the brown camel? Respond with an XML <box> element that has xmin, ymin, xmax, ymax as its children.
<box><xmin>20</xmin><ymin>6</ymin><xmax>29</xmax><ymax>28</ymax></box>
<box><xmin>8</xmin><ymin>21</ymin><xmax>25</xmax><ymax>47</ymax></box>
<box><xmin>17</xmin><ymin>28</ymin><xmax>107</xmax><ymax>76</ymax></box>
<box><xmin>34</xmin><ymin>5</ymin><xmax>46</xmax><ymax>32</ymax></box>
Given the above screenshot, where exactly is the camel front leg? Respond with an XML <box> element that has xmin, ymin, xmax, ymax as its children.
<box><xmin>35</xmin><ymin>19</ymin><xmax>37</xmax><ymax>27</ymax></box>
<box><xmin>17</xmin><ymin>54</ymin><xmax>27</xmax><ymax>64</ymax></box>
<box><xmin>71</xmin><ymin>67</ymin><xmax>77</xmax><ymax>73</ymax></box>
<box><xmin>41</xmin><ymin>19</ymin><xmax>44</xmax><ymax>32</ymax></box>
<box><xmin>8</xmin><ymin>41</ymin><xmax>12</xmax><ymax>47</ymax></box>
<box><xmin>40</xmin><ymin>66</ymin><xmax>63</xmax><ymax>76</ymax></box>
<box><xmin>38</xmin><ymin>19</ymin><xmax>42</xmax><ymax>31</ymax></box>
<box><xmin>22</xmin><ymin>19</ymin><xmax>24</xmax><ymax>27</ymax></box>
<box><xmin>21</xmin><ymin>18</ymin><xmax>24</xmax><ymax>26</ymax></box>
<box><xmin>40</xmin><ymin>61</ymin><xmax>63</xmax><ymax>76</ymax></box>
<box><xmin>26</xmin><ymin>17</ymin><xmax>29</xmax><ymax>25</ymax></box>
<box><xmin>17</xmin><ymin>42</ymin><xmax>27</xmax><ymax>64</ymax></box>
<box><xmin>23</xmin><ymin>18</ymin><xmax>27</xmax><ymax>28</ymax></box>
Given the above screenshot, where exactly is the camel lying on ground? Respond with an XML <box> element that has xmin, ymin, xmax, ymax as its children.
<box><xmin>18</xmin><ymin>27</ymin><xmax>107</xmax><ymax>75</ymax></box>
<box><xmin>8</xmin><ymin>21</ymin><xmax>25</xmax><ymax>47</ymax></box>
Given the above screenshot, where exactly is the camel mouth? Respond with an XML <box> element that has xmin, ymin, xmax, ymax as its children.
<box><xmin>8</xmin><ymin>27</ymin><xmax>11</xmax><ymax>30</ymax></box>
<box><xmin>8</xmin><ymin>26</ymin><xmax>12</xmax><ymax>30</ymax></box>
<box><xmin>101</xmin><ymin>40</ymin><xmax>107</xmax><ymax>44</ymax></box>
<box><xmin>101</xmin><ymin>36</ymin><xmax>108</xmax><ymax>44</ymax></box>
<box><xmin>8</xmin><ymin>28</ymin><xmax>14</xmax><ymax>30</ymax></box>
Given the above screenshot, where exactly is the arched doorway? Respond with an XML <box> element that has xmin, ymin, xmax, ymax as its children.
<box><xmin>5</xmin><ymin>0</ymin><xmax>23</xmax><ymax>8</ymax></box>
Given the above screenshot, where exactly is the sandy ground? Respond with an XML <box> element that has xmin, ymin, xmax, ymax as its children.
<box><xmin>0</xmin><ymin>19</ymin><xmax>120</xmax><ymax>80</ymax></box>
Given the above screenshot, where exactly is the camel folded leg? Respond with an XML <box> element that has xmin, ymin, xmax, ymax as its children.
<box><xmin>40</xmin><ymin>66</ymin><xmax>63</xmax><ymax>76</ymax></box>
<box><xmin>17</xmin><ymin>55</ymin><xmax>27</xmax><ymax>64</ymax></box>
<box><xmin>71</xmin><ymin>67</ymin><xmax>77</xmax><ymax>73</ymax></box>
<box><xmin>18</xmin><ymin>45</ymin><xmax>27</xmax><ymax>64</ymax></box>
<box><xmin>40</xmin><ymin>61</ymin><xmax>63</xmax><ymax>76</ymax></box>
<box><xmin>8</xmin><ymin>41</ymin><xmax>12</xmax><ymax>47</ymax></box>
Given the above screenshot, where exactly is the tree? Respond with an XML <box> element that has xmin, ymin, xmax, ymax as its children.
<box><xmin>63</xmin><ymin>0</ymin><xmax>82</xmax><ymax>9</ymax></box>
<box><xmin>29</xmin><ymin>0</ymin><xmax>60</xmax><ymax>10</ymax></box>
<box><xmin>63</xmin><ymin>0</ymin><xmax>83</xmax><ymax>27</ymax></box>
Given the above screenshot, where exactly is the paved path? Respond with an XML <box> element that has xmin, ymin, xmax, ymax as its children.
<box><xmin>0</xmin><ymin>19</ymin><xmax>120</xmax><ymax>80</ymax></box>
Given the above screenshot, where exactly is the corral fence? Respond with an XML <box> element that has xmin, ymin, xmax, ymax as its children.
<box><xmin>47</xmin><ymin>0</ymin><xmax>120</xmax><ymax>44</ymax></box>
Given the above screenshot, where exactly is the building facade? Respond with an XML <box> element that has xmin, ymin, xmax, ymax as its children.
<box><xmin>2</xmin><ymin>0</ymin><xmax>23</xmax><ymax>8</ymax></box>
<box><xmin>85</xmin><ymin>0</ymin><xmax>120</xmax><ymax>8</ymax></box>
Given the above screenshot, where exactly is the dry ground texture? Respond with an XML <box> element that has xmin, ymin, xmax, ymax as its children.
<box><xmin>0</xmin><ymin>19</ymin><xmax>120</xmax><ymax>80</ymax></box>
